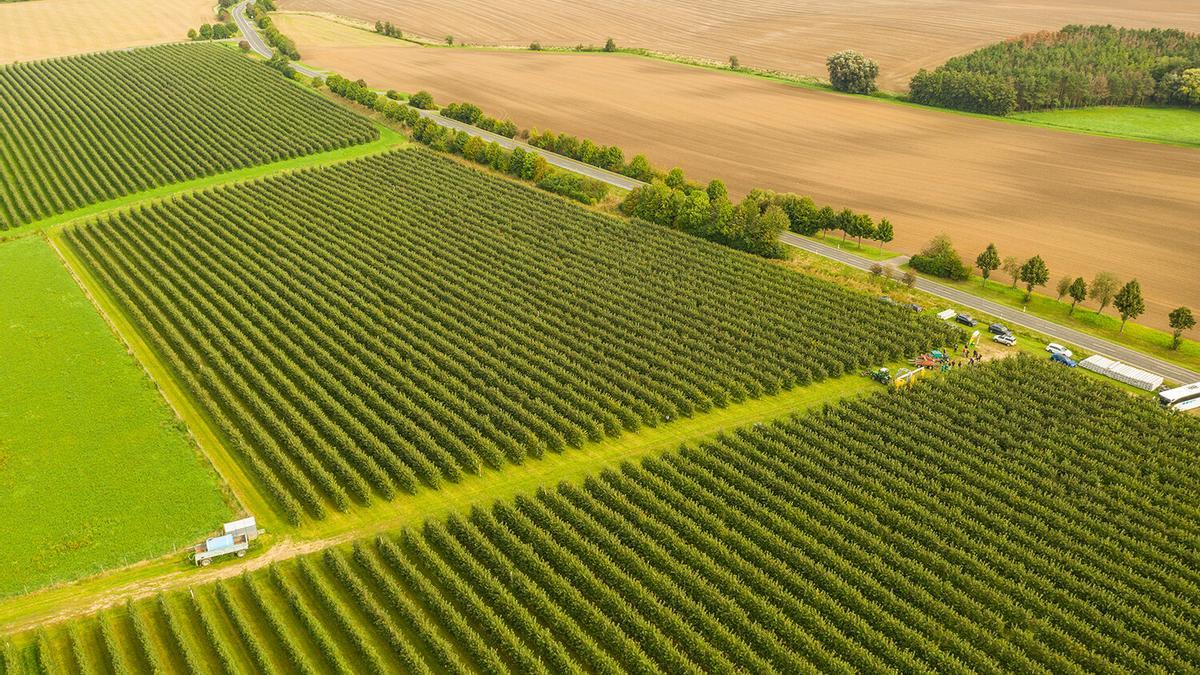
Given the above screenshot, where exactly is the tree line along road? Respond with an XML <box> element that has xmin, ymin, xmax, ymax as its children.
<box><xmin>232</xmin><ymin>9</ymin><xmax>1198</xmax><ymax>386</ymax></box>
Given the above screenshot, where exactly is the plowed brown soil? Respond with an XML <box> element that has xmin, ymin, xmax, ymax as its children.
<box><xmin>0</xmin><ymin>0</ymin><xmax>211</xmax><ymax>65</ymax></box>
<box><xmin>277</xmin><ymin>14</ymin><xmax>1200</xmax><ymax>330</ymax></box>
<box><xmin>278</xmin><ymin>0</ymin><xmax>1200</xmax><ymax>90</ymax></box>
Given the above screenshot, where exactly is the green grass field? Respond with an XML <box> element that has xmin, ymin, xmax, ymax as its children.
<box><xmin>0</xmin><ymin>238</ymin><xmax>232</xmax><ymax>598</ymax></box>
<box><xmin>1010</xmin><ymin>106</ymin><xmax>1200</xmax><ymax>147</ymax></box>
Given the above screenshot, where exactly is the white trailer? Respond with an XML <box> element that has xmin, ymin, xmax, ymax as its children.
<box><xmin>192</xmin><ymin>517</ymin><xmax>260</xmax><ymax>566</ymax></box>
<box><xmin>1078</xmin><ymin>355</ymin><xmax>1164</xmax><ymax>392</ymax></box>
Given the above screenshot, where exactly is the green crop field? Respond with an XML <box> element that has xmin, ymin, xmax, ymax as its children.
<box><xmin>6</xmin><ymin>357</ymin><xmax>1196</xmax><ymax>672</ymax></box>
<box><xmin>0</xmin><ymin>238</ymin><xmax>231</xmax><ymax>599</ymax></box>
<box><xmin>1010</xmin><ymin>106</ymin><xmax>1200</xmax><ymax>147</ymax></box>
<box><xmin>0</xmin><ymin>43</ymin><xmax>377</xmax><ymax>230</ymax></box>
<box><xmin>63</xmin><ymin>148</ymin><xmax>958</xmax><ymax>526</ymax></box>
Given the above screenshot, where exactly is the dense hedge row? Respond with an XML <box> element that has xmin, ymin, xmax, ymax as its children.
<box><xmin>66</xmin><ymin>149</ymin><xmax>955</xmax><ymax>523</ymax></box>
<box><xmin>527</xmin><ymin>128</ymin><xmax>656</xmax><ymax>181</ymax></box>
<box><xmin>409</xmin><ymin>116</ymin><xmax>610</xmax><ymax>204</ymax></box>
<box><xmin>0</xmin><ymin>44</ymin><xmax>376</xmax><ymax>230</ymax></box>
<box><xmin>14</xmin><ymin>358</ymin><xmax>1199</xmax><ymax>671</ymax></box>
<box><xmin>442</xmin><ymin>101</ymin><xmax>519</xmax><ymax>137</ymax></box>
<box><xmin>911</xmin><ymin>25</ymin><xmax>1200</xmax><ymax>113</ymax></box>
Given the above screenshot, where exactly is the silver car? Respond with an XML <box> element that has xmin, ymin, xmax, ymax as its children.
<box><xmin>993</xmin><ymin>333</ymin><xmax>1016</xmax><ymax>346</ymax></box>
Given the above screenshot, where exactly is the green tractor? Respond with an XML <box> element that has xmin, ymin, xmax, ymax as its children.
<box><xmin>864</xmin><ymin>366</ymin><xmax>892</xmax><ymax>385</ymax></box>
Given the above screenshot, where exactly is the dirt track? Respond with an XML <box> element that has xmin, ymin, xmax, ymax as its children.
<box><xmin>278</xmin><ymin>0</ymin><xmax>1200</xmax><ymax>90</ymax></box>
<box><xmin>0</xmin><ymin>0</ymin><xmax>211</xmax><ymax>65</ymax></box>
<box><xmin>277</xmin><ymin>15</ymin><xmax>1200</xmax><ymax>330</ymax></box>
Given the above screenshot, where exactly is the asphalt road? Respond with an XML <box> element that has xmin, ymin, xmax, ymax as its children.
<box><xmin>232</xmin><ymin>0</ymin><xmax>322</xmax><ymax>77</ymax></box>
<box><xmin>411</xmin><ymin>109</ymin><xmax>644</xmax><ymax>190</ymax></box>
<box><xmin>227</xmin><ymin>4</ymin><xmax>1195</xmax><ymax>386</ymax></box>
<box><xmin>781</xmin><ymin>232</ymin><xmax>1200</xmax><ymax>385</ymax></box>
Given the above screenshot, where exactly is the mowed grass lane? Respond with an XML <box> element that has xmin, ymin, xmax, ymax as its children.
<box><xmin>0</xmin><ymin>238</ymin><xmax>232</xmax><ymax>598</ymax></box>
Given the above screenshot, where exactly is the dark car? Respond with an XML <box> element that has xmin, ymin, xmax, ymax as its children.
<box><xmin>988</xmin><ymin>323</ymin><xmax>1009</xmax><ymax>335</ymax></box>
<box><xmin>955</xmin><ymin>314</ymin><xmax>978</xmax><ymax>327</ymax></box>
<box><xmin>1050</xmin><ymin>352</ymin><xmax>1077</xmax><ymax>368</ymax></box>
<box><xmin>909</xmin><ymin>303</ymin><xmax>923</xmax><ymax>313</ymax></box>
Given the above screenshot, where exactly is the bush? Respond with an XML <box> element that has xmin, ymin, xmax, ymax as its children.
<box><xmin>909</xmin><ymin>69</ymin><xmax>1017</xmax><ymax>115</ymax></box>
<box><xmin>409</xmin><ymin>90</ymin><xmax>435</xmax><ymax>109</ymax></box>
<box><xmin>441</xmin><ymin>102</ymin><xmax>482</xmax><ymax>124</ymax></box>
<box><xmin>826</xmin><ymin>50</ymin><xmax>879</xmax><ymax>94</ymax></box>
<box><xmin>909</xmin><ymin>234</ymin><xmax>970</xmax><ymax>280</ymax></box>
<box><xmin>537</xmin><ymin>171</ymin><xmax>609</xmax><ymax>204</ymax></box>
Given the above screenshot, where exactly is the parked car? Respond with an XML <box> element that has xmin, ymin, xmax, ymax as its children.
<box><xmin>955</xmin><ymin>314</ymin><xmax>978</xmax><ymax>327</ymax></box>
<box><xmin>1050</xmin><ymin>352</ymin><xmax>1077</xmax><ymax>367</ymax></box>
<box><xmin>993</xmin><ymin>333</ymin><xmax>1017</xmax><ymax>346</ymax></box>
<box><xmin>988</xmin><ymin>323</ymin><xmax>1009</xmax><ymax>335</ymax></box>
<box><xmin>1045</xmin><ymin>343</ymin><xmax>1073</xmax><ymax>358</ymax></box>
<box><xmin>909</xmin><ymin>303</ymin><xmax>923</xmax><ymax>313</ymax></box>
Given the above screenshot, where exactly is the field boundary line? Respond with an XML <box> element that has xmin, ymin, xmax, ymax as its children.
<box><xmin>0</xmin><ymin>373</ymin><xmax>875</xmax><ymax>635</ymax></box>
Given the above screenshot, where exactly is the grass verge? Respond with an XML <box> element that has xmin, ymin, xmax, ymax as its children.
<box><xmin>907</xmin><ymin>267</ymin><xmax>1200</xmax><ymax>374</ymax></box>
<box><xmin>777</xmin><ymin>247</ymin><xmax>1158</xmax><ymax>396</ymax></box>
<box><xmin>807</xmin><ymin>232</ymin><xmax>904</xmax><ymax>261</ymax></box>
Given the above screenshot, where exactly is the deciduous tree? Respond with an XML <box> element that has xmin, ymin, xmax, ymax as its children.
<box><xmin>1067</xmin><ymin>277</ymin><xmax>1087</xmax><ymax>315</ymax></box>
<box><xmin>826</xmin><ymin>50</ymin><xmax>879</xmax><ymax>94</ymax></box>
<box><xmin>1168</xmin><ymin>306</ymin><xmax>1195</xmax><ymax>350</ymax></box>
<box><xmin>1055</xmin><ymin>276</ymin><xmax>1072</xmax><ymax>301</ymax></box>
<box><xmin>975</xmin><ymin>243</ymin><xmax>1000</xmax><ymax>283</ymax></box>
<box><xmin>1088</xmin><ymin>272</ymin><xmax>1120</xmax><ymax>315</ymax></box>
<box><xmin>873</xmin><ymin>218</ymin><xmax>894</xmax><ymax>255</ymax></box>
<box><xmin>1019</xmin><ymin>256</ymin><xmax>1049</xmax><ymax>303</ymax></box>
<box><xmin>1002</xmin><ymin>256</ymin><xmax>1021</xmax><ymax>288</ymax></box>
<box><xmin>1114</xmin><ymin>279</ymin><xmax>1144</xmax><ymax>333</ymax></box>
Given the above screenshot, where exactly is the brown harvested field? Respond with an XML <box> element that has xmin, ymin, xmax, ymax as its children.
<box><xmin>278</xmin><ymin>0</ymin><xmax>1200</xmax><ymax>90</ymax></box>
<box><xmin>0</xmin><ymin>0</ymin><xmax>211</xmax><ymax>65</ymax></box>
<box><xmin>279</xmin><ymin>14</ymin><xmax>1200</xmax><ymax>330</ymax></box>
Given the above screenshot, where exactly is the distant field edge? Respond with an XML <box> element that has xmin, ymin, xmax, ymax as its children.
<box><xmin>0</xmin><ymin>370</ymin><xmax>877</xmax><ymax>636</ymax></box>
<box><xmin>0</xmin><ymin>122</ymin><xmax>406</xmax><ymax>241</ymax></box>
<box><xmin>285</xmin><ymin>9</ymin><xmax>1200</xmax><ymax>151</ymax></box>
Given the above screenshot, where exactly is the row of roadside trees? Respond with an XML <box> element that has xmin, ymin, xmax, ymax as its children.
<box><xmin>974</xmin><ymin>241</ymin><xmax>1194</xmax><ymax>347</ymax></box>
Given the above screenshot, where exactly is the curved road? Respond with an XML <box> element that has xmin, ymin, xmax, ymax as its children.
<box><xmin>232</xmin><ymin>0</ymin><xmax>322</xmax><ymax>77</ymax></box>
<box><xmin>233</xmin><ymin>1</ymin><xmax>1196</xmax><ymax>385</ymax></box>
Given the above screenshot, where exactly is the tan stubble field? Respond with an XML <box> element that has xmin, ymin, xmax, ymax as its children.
<box><xmin>277</xmin><ymin>14</ymin><xmax>1200</xmax><ymax>330</ymax></box>
<box><xmin>0</xmin><ymin>0</ymin><xmax>212</xmax><ymax>65</ymax></box>
<box><xmin>278</xmin><ymin>0</ymin><xmax>1200</xmax><ymax>90</ymax></box>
